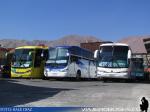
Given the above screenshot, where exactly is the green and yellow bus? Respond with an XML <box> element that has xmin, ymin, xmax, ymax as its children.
<box><xmin>11</xmin><ymin>46</ymin><xmax>48</xmax><ymax>78</ymax></box>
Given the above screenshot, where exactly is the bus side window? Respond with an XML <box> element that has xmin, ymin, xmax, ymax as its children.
<box><xmin>34</xmin><ymin>49</ymin><xmax>42</xmax><ymax>67</ymax></box>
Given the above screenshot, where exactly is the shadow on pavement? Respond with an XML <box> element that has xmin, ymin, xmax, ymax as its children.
<box><xmin>47</xmin><ymin>78</ymin><xmax>98</xmax><ymax>82</ymax></box>
<box><xmin>101</xmin><ymin>79</ymin><xmax>150</xmax><ymax>84</ymax></box>
<box><xmin>0</xmin><ymin>79</ymin><xmax>74</xmax><ymax>106</ymax></box>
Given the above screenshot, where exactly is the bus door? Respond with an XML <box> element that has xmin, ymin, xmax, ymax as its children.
<box><xmin>80</xmin><ymin>58</ymin><xmax>89</xmax><ymax>78</ymax></box>
<box><xmin>89</xmin><ymin>60</ymin><xmax>96</xmax><ymax>78</ymax></box>
<box><xmin>68</xmin><ymin>55</ymin><xmax>77</xmax><ymax>77</ymax></box>
<box><xmin>33</xmin><ymin>49</ymin><xmax>47</xmax><ymax>77</ymax></box>
<box><xmin>87</xmin><ymin>61</ymin><xmax>90</xmax><ymax>78</ymax></box>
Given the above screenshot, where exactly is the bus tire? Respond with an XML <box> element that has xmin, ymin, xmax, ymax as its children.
<box><xmin>76</xmin><ymin>70</ymin><xmax>81</xmax><ymax>81</ymax></box>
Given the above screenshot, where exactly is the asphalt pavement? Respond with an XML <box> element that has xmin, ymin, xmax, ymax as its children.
<box><xmin>0</xmin><ymin>78</ymin><xmax>150</xmax><ymax>111</ymax></box>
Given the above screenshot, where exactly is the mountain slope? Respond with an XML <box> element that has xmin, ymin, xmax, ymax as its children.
<box><xmin>0</xmin><ymin>35</ymin><xmax>100</xmax><ymax>48</ymax></box>
<box><xmin>118</xmin><ymin>36</ymin><xmax>148</xmax><ymax>54</ymax></box>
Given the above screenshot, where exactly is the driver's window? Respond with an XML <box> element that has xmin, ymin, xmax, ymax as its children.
<box><xmin>70</xmin><ymin>56</ymin><xmax>78</xmax><ymax>63</ymax></box>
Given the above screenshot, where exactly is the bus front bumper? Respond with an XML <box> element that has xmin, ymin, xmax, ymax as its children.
<box><xmin>97</xmin><ymin>72</ymin><xmax>129</xmax><ymax>79</ymax></box>
<box><xmin>44</xmin><ymin>71</ymin><xmax>68</xmax><ymax>78</ymax></box>
<box><xmin>11</xmin><ymin>68</ymin><xmax>32</xmax><ymax>78</ymax></box>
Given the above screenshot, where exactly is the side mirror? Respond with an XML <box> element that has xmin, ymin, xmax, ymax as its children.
<box><xmin>5</xmin><ymin>53</ymin><xmax>8</xmax><ymax>57</ymax></box>
<box><xmin>41</xmin><ymin>52</ymin><xmax>48</xmax><ymax>61</ymax></box>
<box><xmin>41</xmin><ymin>53</ymin><xmax>44</xmax><ymax>57</ymax></box>
<box><xmin>128</xmin><ymin>50</ymin><xmax>131</xmax><ymax>59</ymax></box>
<box><xmin>66</xmin><ymin>53</ymin><xmax>70</xmax><ymax>56</ymax></box>
<box><xmin>94</xmin><ymin>50</ymin><xmax>99</xmax><ymax>59</ymax></box>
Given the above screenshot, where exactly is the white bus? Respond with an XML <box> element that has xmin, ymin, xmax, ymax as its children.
<box><xmin>44</xmin><ymin>46</ymin><xmax>96</xmax><ymax>80</ymax></box>
<box><xmin>94</xmin><ymin>43</ymin><xmax>132</xmax><ymax>80</ymax></box>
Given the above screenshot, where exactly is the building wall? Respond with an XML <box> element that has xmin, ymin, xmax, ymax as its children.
<box><xmin>80</xmin><ymin>41</ymin><xmax>112</xmax><ymax>52</ymax></box>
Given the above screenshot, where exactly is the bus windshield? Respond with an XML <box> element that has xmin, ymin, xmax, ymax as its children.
<box><xmin>98</xmin><ymin>46</ymin><xmax>128</xmax><ymax>68</ymax></box>
<box><xmin>12</xmin><ymin>49</ymin><xmax>34</xmax><ymax>68</ymax></box>
<box><xmin>46</xmin><ymin>48</ymin><xmax>69</xmax><ymax>68</ymax></box>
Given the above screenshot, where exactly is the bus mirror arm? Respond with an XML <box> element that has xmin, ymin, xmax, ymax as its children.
<box><xmin>94</xmin><ymin>50</ymin><xmax>99</xmax><ymax>59</ymax></box>
<box><xmin>128</xmin><ymin>50</ymin><xmax>131</xmax><ymax>59</ymax></box>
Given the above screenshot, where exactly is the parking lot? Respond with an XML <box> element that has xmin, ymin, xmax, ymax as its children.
<box><xmin>1</xmin><ymin>78</ymin><xmax>150</xmax><ymax>110</ymax></box>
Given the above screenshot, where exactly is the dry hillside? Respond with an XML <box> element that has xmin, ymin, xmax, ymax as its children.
<box><xmin>0</xmin><ymin>35</ymin><xmax>100</xmax><ymax>48</ymax></box>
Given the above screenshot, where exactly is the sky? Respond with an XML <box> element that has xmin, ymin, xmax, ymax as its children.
<box><xmin>0</xmin><ymin>0</ymin><xmax>150</xmax><ymax>41</ymax></box>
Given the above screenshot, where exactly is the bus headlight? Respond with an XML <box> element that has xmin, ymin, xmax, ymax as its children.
<box><xmin>60</xmin><ymin>68</ymin><xmax>68</xmax><ymax>72</ymax></box>
<box><xmin>60</xmin><ymin>69</ymin><xmax>66</xmax><ymax>72</ymax></box>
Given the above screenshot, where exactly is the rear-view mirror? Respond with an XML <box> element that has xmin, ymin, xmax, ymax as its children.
<box><xmin>94</xmin><ymin>50</ymin><xmax>99</xmax><ymax>59</ymax></box>
<box><xmin>128</xmin><ymin>50</ymin><xmax>131</xmax><ymax>59</ymax></box>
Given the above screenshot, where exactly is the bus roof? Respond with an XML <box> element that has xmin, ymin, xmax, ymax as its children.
<box><xmin>100</xmin><ymin>43</ymin><xmax>129</xmax><ymax>47</ymax></box>
<box><xmin>16</xmin><ymin>46</ymin><xmax>48</xmax><ymax>49</ymax></box>
<box><xmin>55</xmin><ymin>45</ymin><xmax>81</xmax><ymax>48</ymax></box>
<box><xmin>54</xmin><ymin>45</ymin><xmax>92</xmax><ymax>51</ymax></box>
<box><xmin>55</xmin><ymin>46</ymin><xmax>72</xmax><ymax>49</ymax></box>
<box><xmin>50</xmin><ymin>46</ymin><xmax>94</xmax><ymax>60</ymax></box>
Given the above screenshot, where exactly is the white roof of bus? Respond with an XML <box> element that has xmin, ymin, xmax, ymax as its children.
<box><xmin>100</xmin><ymin>43</ymin><xmax>129</xmax><ymax>47</ymax></box>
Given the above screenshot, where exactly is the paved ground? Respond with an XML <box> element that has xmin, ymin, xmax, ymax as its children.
<box><xmin>0</xmin><ymin>78</ymin><xmax>150</xmax><ymax>110</ymax></box>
